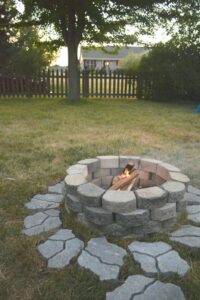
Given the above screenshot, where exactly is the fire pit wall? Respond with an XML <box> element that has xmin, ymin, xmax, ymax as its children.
<box><xmin>64</xmin><ymin>156</ymin><xmax>190</xmax><ymax>237</ymax></box>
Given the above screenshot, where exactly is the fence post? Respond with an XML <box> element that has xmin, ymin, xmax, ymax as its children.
<box><xmin>83</xmin><ymin>70</ymin><xmax>89</xmax><ymax>97</ymax></box>
<box><xmin>136</xmin><ymin>74</ymin><xmax>143</xmax><ymax>99</ymax></box>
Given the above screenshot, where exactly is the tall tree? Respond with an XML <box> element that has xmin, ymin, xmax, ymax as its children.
<box><xmin>20</xmin><ymin>0</ymin><xmax>173</xmax><ymax>101</ymax></box>
<box><xmin>17</xmin><ymin>0</ymin><xmax>200</xmax><ymax>101</ymax></box>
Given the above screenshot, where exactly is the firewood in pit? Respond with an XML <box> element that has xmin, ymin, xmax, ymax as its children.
<box><xmin>122</xmin><ymin>162</ymin><xmax>135</xmax><ymax>176</ymax></box>
<box><xmin>109</xmin><ymin>170</ymin><xmax>138</xmax><ymax>190</ymax></box>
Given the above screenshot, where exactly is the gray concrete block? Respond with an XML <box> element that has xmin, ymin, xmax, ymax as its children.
<box><xmin>85</xmin><ymin>206</ymin><xmax>113</xmax><ymax>225</ymax></box>
<box><xmin>116</xmin><ymin>209</ymin><xmax>149</xmax><ymax>227</ymax></box>
<box><xmin>162</xmin><ymin>181</ymin><xmax>186</xmax><ymax>202</ymax></box>
<box><xmin>102</xmin><ymin>190</ymin><xmax>136</xmax><ymax>213</ymax></box>
<box><xmin>176</xmin><ymin>198</ymin><xmax>187</xmax><ymax>212</ymax></box>
<box><xmin>65</xmin><ymin>193</ymin><xmax>82</xmax><ymax>213</ymax></box>
<box><xmin>101</xmin><ymin>176</ymin><xmax>113</xmax><ymax>189</ymax></box>
<box><xmin>140</xmin><ymin>158</ymin><xmax>161</xmax><ymax>173</ymax></box>
<box><xmin>78</xmin><ymin>158</ymin><xmax>100</xmax><ymax>172</ymax></box>
<box><xmin>135</xmin><ymin>187</ymin><xmax>167</xmax><ymax>209</ymax></box>
<box><xmin>78</xmin><ymin>182</ymin><xmax>105</xmax><ymax>207</ymax></box>
<box><xmin>169</xmin><ymin>172</ymin><xmax>190</xmax><ymax>184</ymax></box>
<box><xmin>151</xmin><ymin>203</ymin><xmax>176</xmax><ymax>221</ymax></box>
<box><xmin>119</xmin><ymin>156</ymin><xmax>140</xmax><ymax>169</ymax></box>
<box><xmin>65</xmin><ymin>174</ymin><xmax>87</xmax><ymax>194</ymax></box>
<box><xmin>97</xmin><ymin>156</ymin><xmax>119</xmax><ymax>168</ymax></box>
<box><xmin>66</xmin><ymin>164</ymin><xmax>88</xmax><ymax>177</ymax></box>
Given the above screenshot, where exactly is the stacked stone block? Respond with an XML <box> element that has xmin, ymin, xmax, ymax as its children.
<box><xmin>64</xmin><ymin>156</ymin><xmax>189</xmax><ymax>237</ymax></box>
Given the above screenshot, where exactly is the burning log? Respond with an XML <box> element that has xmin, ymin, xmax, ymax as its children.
<box><xmin>109</xmin><ymin>170</ymin><xmax>139</xmax><ymax>190</ymax></box>
<box><xmin>126</xmin><ymin>175</ymin><xmax>140</xmax><ymax>191</ymax></box>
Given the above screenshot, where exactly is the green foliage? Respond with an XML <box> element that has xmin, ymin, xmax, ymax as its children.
<box><xmin>0</xmin><ymin>0</ymin><xmax>19</xmax><ymax>73</ymax></box>
<box><xmin>12</xmin><ymin>27</ymin><xmax>56</xmax><ymax>75</ymax></box>
<box><xmin>119</xmin><ymin>53</ymin><xmax>143</xmax><ymax>74</ymax></box>
<box><xmin>158</xmin><ymin>1</ymin><xmax>200</xmax><ymax>50</ymax></box>
<box><xmin>138</xmin><ymin>41</ymin><xmax>200</xmax><ymax>101</ymax></box>
<box><xmin>0</xmin><ymin>1</ymin><xmax>55</xmax><ymax>75</ymax></box>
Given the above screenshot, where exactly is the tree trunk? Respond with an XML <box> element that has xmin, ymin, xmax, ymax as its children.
<box><xmin>68</xmin><ymin>4</ymin><xmax>80</xmax><ymax>101</ymax></box>
<box><xmin>68</xmin><ymin>41</ymin><xmax>80</xmax><ymax>101</ymax></box>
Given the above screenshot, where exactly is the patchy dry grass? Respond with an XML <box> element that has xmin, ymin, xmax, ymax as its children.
<box><xmin>0</xmin><ymin>97</ymin><xmax>200</xmax><ymax>300</ymax></box>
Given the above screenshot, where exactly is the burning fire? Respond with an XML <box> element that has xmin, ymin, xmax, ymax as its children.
<box><xmin>123</xmin><ymin>168</ymin><xmax>130</xmax><ymax>177</ymax></box>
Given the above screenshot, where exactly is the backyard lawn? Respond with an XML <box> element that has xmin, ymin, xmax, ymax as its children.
<box><xmin>0</xmin><ymin>97</ymin><xmax>200</xmax><ymax>300</ymax></box>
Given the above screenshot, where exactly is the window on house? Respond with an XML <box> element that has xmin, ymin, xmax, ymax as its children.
<box><xmin>84</xmin><ymin>60</ymin><xmax>96</xmax><ymax>70</ymax></box>
<box><xmin>104</xmin><ymin>61</ymin><xmax>110</xmax><ymax>67</ymax></box>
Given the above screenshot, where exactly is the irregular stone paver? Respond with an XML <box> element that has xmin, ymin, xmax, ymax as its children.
<box><xmin>44</xmin><ymin>209</ymin><xmax>60</xmax><ymax>217</ymax></box>
<box><xmin>78</xmin><ymin>250</ymin><xmax>120</xmax><ymax>281</ymax></box>
<box><xmin>78</xmin><ymin>237</ymin><xmax>127</xmax><ymax>281</ymax></box>
<box><xmin>24</xmin><ymin>212</ymin><xmax>48</xmax><ymax>229</ymax></box>
<box><xmin>32</xmin><ymin>193</ymin><xmax>63</xmax><ymax>203</ymax></box>
<box><xmin>106</xmin><ymin>275</ymin><xmax>185</xmax><ymax>300</ymax></box>
<box><xmin>48</xmin><ymin>182</ymin><xmax>65</xmax><ymax>194</ymax></box>
<box><xmin>37</xmin><ymin>229</ymin><xmax>84</xmax><ymax>268</ymax></box>
<box><xmin>188</xmin><ymin>185</ymin><xmax>200</xmax><ymax>196</ymax></box>
<box><xmin>48</xmin><ymin>238</ymin><xmax>84</xmax><ymax>268</ymax></box>
<box><xmin>25</xmin><ymin>193</ymin><xmax>63</xmax><ymax>212</ymax></box>
<box><xmin>170</xmin><ymin>225</ymin><xmax>200</xmax><ymax>249</ymax></box>
<box><xmin>25</xmin><ymin>198</ymin><xmax>60</xmax><ymax>212</ymax></box>
<box><xmin>128</xmin><ymin>241</ymin><xmax>189</xmax><ymax>277</ymax></box>
<box><xmin>138</xmin><ymin>280</ymin><xmax>185</xmax><ymax>300</ymax></box>
<box><xmin>23</xmin><ymin>217</ymin><xmax>62</xmax><ymax>236</ymax></box>
<box><xmin>157</xmin><ymin>250</ymin><xmax>189</xmax><ymax>276</ymax></box>
<box><xmin>187</xmin><ymin>205</ymin><xmax>200</xmax><ymax>224</ymax></box>
<box><xmin>185</xmin><ymin>192</ymin><xmax>200</xmax><ymax>205</ymax></box>
<box><xmin>49</xmin><ymin>229</ymin><xmax>75</xmax><ymax>241</ymax></box>
<box><xmin>129</xmin><ymin>241</ymin><xmax>171</xmax><ymax>256</ymax></box>
<box><xmin>38</xmin><ymin>240</ymin><xmax>64</xmax><ymax>259</ymax></box>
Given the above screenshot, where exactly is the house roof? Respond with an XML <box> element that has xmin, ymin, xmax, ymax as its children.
<box><xmin>81</xmin><ymin>46</ymin><xmax>148</xmax><ymax>60</ymax></box>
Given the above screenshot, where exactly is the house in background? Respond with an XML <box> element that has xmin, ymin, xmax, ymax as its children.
<box><xmin>79</xmin><ymin>46</ymin><xmax>148</xmax><ymax>71</ymax></box>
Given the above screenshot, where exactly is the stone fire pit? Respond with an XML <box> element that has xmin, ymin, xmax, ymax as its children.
<box><xmin>64</xmin><ymin>156</ymin><xmax>190</xmax><ymax>236</ymax></box>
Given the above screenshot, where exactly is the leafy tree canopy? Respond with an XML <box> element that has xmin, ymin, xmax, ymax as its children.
<box><xmin>18</xmin><ymin>0</ymin><xmax>179</xmax><ymax>100</ymax></box>
<box><xmin>3</xmin><ymin>0</ymin><xmax>200</xmax><ymax>100</ymax></box>
<box><xmin>0</xmin><ymin>0</ymin><xmax>55</xmax><ymax>75</ymax></box>
<box><xmin>119</xmin><ymin>53</ymin><xmax>143</xmax><ymax>73</ymax></box>
<box><xmin>139</xmin><ymin>40</ymin><xmax>200</xmax><ymax>101</ymax></box>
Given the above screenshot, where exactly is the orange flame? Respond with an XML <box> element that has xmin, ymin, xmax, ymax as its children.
<box><xmin>123</xmin><ymin>168</ymin><xmax>130</xmax><ymax>177</ymax></box>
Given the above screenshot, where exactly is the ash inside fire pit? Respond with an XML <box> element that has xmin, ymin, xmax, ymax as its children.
<box><xmin>64</xmin><ymin>156</ymin><xmax>190</xmax><ymax>237</ymax></box>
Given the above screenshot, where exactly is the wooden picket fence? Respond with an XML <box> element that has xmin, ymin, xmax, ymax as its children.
<box><xmin>0</xmin><ymin>70</ymin><xmax>154</xmax><ymax>99</ymax></box>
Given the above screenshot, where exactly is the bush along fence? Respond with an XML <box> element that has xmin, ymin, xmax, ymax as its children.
<box><xmin>0</xmin><ymin>70</ymin><xmax>154</xmax><ymax>99</ymax></box>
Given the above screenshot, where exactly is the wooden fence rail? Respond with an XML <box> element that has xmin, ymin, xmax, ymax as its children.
<box><xmin>0</xmin><ymin>70</ymin><xmax>154</xmax><ymax>99</ymax></box>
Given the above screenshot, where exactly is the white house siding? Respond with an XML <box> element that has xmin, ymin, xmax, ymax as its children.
<box><xmin>96</xmin><ymin>61</ymin><xmax>103</xmax><ymax>69</ymax></box>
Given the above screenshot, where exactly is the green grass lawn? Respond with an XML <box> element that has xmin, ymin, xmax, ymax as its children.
<box><xmin>0</xmin><ymin>97</ymin><xmax>200</xmax><ymax>300</ymax></box>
